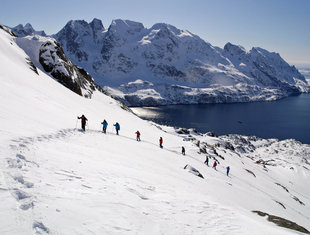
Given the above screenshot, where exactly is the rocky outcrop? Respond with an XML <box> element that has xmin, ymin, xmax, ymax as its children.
<box><xmin>16</xmin><ymin>35</ymin><xmax>101</xmax><ymax>98</ymax></box>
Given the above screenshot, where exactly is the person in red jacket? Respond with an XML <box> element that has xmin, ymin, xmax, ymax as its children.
<box><xmin>213</xmin><ymin>161</ymin><xmax>217</xmax><ymax>170</ymax></box>
<box><xmin>78</xmin><ymin>114</ymin><xmax>88</xmax><ymax>131</ymax></box>
<box><xmin>159</xmin><ymin>137</ymin><xmax>163</xmax><ymax>148</ymax></box>
<box><xmin>136</xmin><ymin>131</ymin><xmax>141</xmax><ymax>141</ymax></box>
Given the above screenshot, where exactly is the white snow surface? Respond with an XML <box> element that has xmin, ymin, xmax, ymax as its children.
<box><xmin>1</xmin><ymin>27</ymin><xmax>310</xmax><ymax>235</ymax></box>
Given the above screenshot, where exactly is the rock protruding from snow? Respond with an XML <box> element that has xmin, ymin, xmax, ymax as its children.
<box><xmin>15</xmin><ymin>35</ymin><xmax>100</xmax><ymax>98</ymax></box>
<box><xmin>184</xmin><ymin>164</ymin><xmax>204</xmax><ymax>178</ymax></box>
<box><xmin>0</xmin><ymin>24</ymin><xmax>17</xmax><ymax>37</ymax></box>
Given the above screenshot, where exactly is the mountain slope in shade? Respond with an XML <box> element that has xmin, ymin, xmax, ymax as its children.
<box><xmin>1</xmin><ymin>25</ymin><xmax>310</xmax><ymax>234</ymax></box>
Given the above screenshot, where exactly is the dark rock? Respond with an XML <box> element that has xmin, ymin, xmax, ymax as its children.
<box><xmin>292</xmin><ymin>196</ymin><xmax>305</xmax><ymax>206</ymax></box>
<box><xmin>206</xmin><ymin>132</ymin><xmax>218</xmax><ymax>137</ymax></box>
<box><xmin>245</xmin><ymin>169</ymin><xmax>256</xmax><ymax>177</ymax></box>
<box><xmin>253</xmin><ymin>211</ymin><xmax>310</xmax><ymax>234</ymax></box>
<box><xmin>0</xmin><ymin>24</ymin><xmax>18</xmax><ymax>37</ymax></box>
<box><xmin>275</xmin><ymin>182</ymin><xmax>289</xmax><ymax>193</ymax></box>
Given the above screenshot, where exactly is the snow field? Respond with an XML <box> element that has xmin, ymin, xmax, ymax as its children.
<box><xmin>0</xmin><ymin>27</ymin><xmax>309</xmax><ymax>234</ymax></box>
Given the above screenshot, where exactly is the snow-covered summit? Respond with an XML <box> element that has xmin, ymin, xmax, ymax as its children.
<box><xmin>0</xmin><ymin>24</ymin><xmax>310</xmax><ymax>235</ymax></box>
<box><xmin>11</xmin><ymin>23</ymin><xmax>46</xmax><ymax>37</ymax></box>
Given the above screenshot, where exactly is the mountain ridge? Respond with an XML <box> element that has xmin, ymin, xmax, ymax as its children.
<box><xmin>9</xmin><ymin>19</ymin><xmax>310</xmax><ymax>106</ymax></box>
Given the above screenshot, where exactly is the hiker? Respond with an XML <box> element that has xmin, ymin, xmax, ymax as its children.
<box><xmin>213</xmin><ymin>161</ymin><xmax>217</xmax><ymax>170</ymax></box>
<box><xmin>159</xmin><ymin>137</ymin><xmax>163</xmax><ymax>148</ymax></box>
<box><xmin>113</xmin><ymin>122</ymin><xmax>120</xmax><ymax>135</ymax></box>
<box><xmin>77</xmin><ymin>114</ymin><xmax>88</xmax><ymax>131</ymax></box>
<box><xmin>101</xmin><ymin>119</ymin><xmax>108</xmax><ymax>133</ymax></box>
<box><xmin>226</xmin><ymin>166</ymin><xmax>230</xmax><ymax>176</ymax></box>
<box><xmin>136</xmin><ymin>131</ymin><xmax>141</xmax><ymax>141</ymax></box>
<box><xmin>182</xmin><ymin>146</ymin><xmax>185</xmax><ymax>155</ymax></box>
<box><xmin>204</xmin><ymin>156</ymin><xmax>209</xmax><ymax>166</ymax></box>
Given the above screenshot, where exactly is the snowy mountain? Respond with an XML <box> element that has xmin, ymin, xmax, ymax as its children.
<box><xmin>1</xmin><ymin>24</ymin><xmax>310</xmax><ymax>234</ymax></box>
<box><xmin>11</xmin><ymin>23</ymin><xmax>46</xmax><ymax>37</ymax></box>
<box><xmin>52</xmin><ymin>19</ymin><xmax>309</xmax><ymax>106</ymax></box>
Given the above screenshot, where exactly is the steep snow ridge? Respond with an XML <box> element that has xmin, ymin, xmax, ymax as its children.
<box><xmin>1</xmin><ymin>26</ymin><xmax>310</xmax><ymax>234</ymax></box>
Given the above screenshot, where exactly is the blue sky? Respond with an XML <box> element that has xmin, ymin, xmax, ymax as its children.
<box><xmin>1</xmin><ymin>0</ymin><xmax>309</xmax><ymax>65</ymax></box>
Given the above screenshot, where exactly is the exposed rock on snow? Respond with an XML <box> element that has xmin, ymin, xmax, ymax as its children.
<box><xmin>15</xmin><ymin>35</ymin><xmax>102</xmax><ymax>98</ymax></box>
<box><xmin>184</xmin><ymin>164</ymin><xmax>204</xmax><ymax>178</ymax></box>
<box><xmin>253</xmin><ymin>211</ymin><xmax>310</xmax><ymax>234</ymax></box>
<box><xmin>0</xmin><ymin>24</ymin><xmax>17</xmax><ymax>37</ymax></box>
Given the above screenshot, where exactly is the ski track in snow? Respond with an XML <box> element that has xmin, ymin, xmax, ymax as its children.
<box><xmin>4</xmin><ymin>128</ymin><xmax>78</xmax><ymax>234</ymax></box>
<box><xmin>3</xmin><ymin>128</ymin><xmax>247</xmax><ymax>234</ymax></box>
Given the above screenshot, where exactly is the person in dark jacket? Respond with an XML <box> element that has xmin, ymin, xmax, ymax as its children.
<box><xmin>182</xmin><ymin>146</ymin><xmax>185</xmax><ymax>155</ymax></box>
<box><xmin>136</xmin><ymin>131</ymin><xmax>141</xmax><ymax>141</ymax></box>
<box><xmin>101</xmin><ymin>119</ymin><xmax>108</xmax><ymax>133</ymax></box>
<box><xmin>113</xmin><ymin>122</ymin><xmax>120</xmax><ymax>135</ymax></box>
<box><xmin>78</xmin><ymin>114</ymin><xmax>88</xmax><ymax>131</ymax></box>
<box><xmin>159</xmin><ymin>137</ymin><xmax>163</xmax><ymax>148</ymax></box>
<box><xmin>204</xmin><ymin>156</ymin><xmax>209</xmax><ymax>166</ymax></box>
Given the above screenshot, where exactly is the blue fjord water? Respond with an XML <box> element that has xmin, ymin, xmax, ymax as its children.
<box><xmin>131</xmin><ymin>94</ymin><xmax>310</xmax><ymax>144</ymax></box>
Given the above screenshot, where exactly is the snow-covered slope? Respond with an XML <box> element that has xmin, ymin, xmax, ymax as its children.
<box><xmin>1</xmin><ymin>25</ymin><xmax>310</xmax><ymax>234</ymax></box>
<box><xmin>52</xmin><ymin>19</ymin><xmax>309</xmax><ymax>106</ymax></box>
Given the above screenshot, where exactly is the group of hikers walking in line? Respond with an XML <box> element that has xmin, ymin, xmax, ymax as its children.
<box><xmin>204</xmin><ymin>155</ymin><xmax>230</xmax><ymax>176</ymax></box>
<box><xmin>78</xmin><ymin>115</ymin><xmax>120</xmax><ymax>135</ymax></box>
<box><xmin>78</xmin><ymin>114</ymin><xmax>230</xmax><ymax>176</ymax></box>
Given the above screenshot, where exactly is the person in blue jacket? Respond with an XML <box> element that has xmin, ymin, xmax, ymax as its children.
<box><xmin>226</xmin><ymin>166</ymin><xmax>230</xmax><ymax>176</ymax></box>
<box><xmin>101</xmin><ymin>119</ymin><xmax>108</xmax><ymax>133</ymax></box>
<box><xmin>113</xmin><ymin>122</ymin><xmax>120</xmax><ymax>135</ymax></box>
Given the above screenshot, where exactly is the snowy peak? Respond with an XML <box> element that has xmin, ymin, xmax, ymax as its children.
<box><xmin>150</xmin><ymin>23</ymin><xmax>183</xmax><ymax>38</ymax></box>
<box><xmin>224</xmin><ymin>42</ymin><xmax>246</xmax><ymax>56</ymax></box>
<box><xmin>109</xmin><ymin>19</ymin><xmax>144</xmax><ymax>35</ymax></box>
<box><xmin>89</xmin><ymin>18</ymin><xmax>105</xmax><ymax>32</ymax></box>
<box><xmin>11</xmin><ymin>23</ymin><xmax>46</xmax><ymax>37</ymax></box>
<box><xmin>53</xmin><ymin>18</ymin><xmax>108</xmax><ymax>64</ymax></box>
